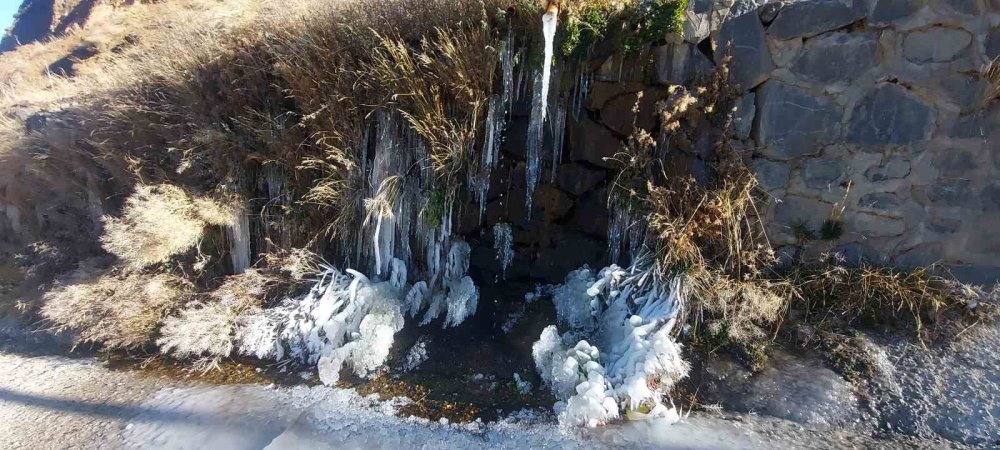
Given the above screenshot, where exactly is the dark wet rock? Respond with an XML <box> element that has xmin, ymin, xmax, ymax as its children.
<box><xmin>903</xmin><ymin>27</ymin><xmax>972</xmax><ymax>63</ymax></box>
<box><xmin>869</xmin><ymin>0</ymin><xmax>920</xmax><ymax>26</ymax></box>
<box><xmin>847</xmin><ymin>84</ymin><xmax>935</xmax><ymax>146</ymax></box>
<box><xmin>982</xmin><ymin>182</ymin><xmax>1000</xmax><ymax>211</ymax></box>
<box><xmin>865</xmin><ymin>157</ymin><xmax>910</xmax><ymax>182</ymax></box>
<box><xmin>931</xmin><ymin>148</ymin><xmax>977</xmax><ymax>175</ymax></box>
<box><xmin>987</xmin><ymin>28</ymin><xmax>1000</xmax><ymax>60</ymax></box>
<box><xmin>858</xmin><ymin>192</ymin><xmax>901</xmax><ymax>211</ymax></box>
<box><xmin>568</xmin><ymin>117</ymin><xmax>620</xmax><ymax>169</ymax></box>
<box><xmin>801</xmin><ymin>158</ymin><xmax>846</xmax><ymax>189</ymax></box>
<box><xmin>912</xmin><ymin>179</ymin><xmax>975</xmax><ymax>207</ymax></box>
<box><xmin>752</xmin><ymin>159</ymin><xmax>790</xmax><ymax>192</ymax></box>
<box><xmin>791</xmin><ymin>33</ymin><xmax>877</xmax><ymax>86</ymax></box>
<box><xmin>599</xmin><ymin>88</ymin><xmax>665</xmax><ymax>136</ymax></box>
<box><xmin>757</xmin><ymin>82</ymin><xmax>841</xmax><ymax>159</ymax></box>
<box><xmin>768</xmin><ymin>0</ymin><xmax>866</xmax><ymax>40</ymax></box>
<box><xmin>716</xmin><ymin>10</ymin><xmax>774</xmax><ymax>90</ymax></box>
<box><xmin>851</xmin><ymin>212</ymin><xmax>905</xmax><ymax>237</ymax></box>
<box><xmin>732</xmin><ymin>92</ymin><xmax>755</xmax><ymax>140</ymax></box>
<box><xmin>556</xmin><ymin>163</ymin><xmax>606</xmax><ymax>196</ymax></box>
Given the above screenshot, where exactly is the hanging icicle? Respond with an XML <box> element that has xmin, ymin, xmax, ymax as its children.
<box><xmin>228</xmin><ymin>207</ymin><xmax>251</xmax><ymax>274</ymax></box>
<box><xmin>525</xmin><ymin>69</ymin><xmax>545</xmax><ymax>214</ymax></box>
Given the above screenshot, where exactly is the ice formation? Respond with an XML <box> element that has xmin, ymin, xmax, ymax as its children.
<box><xmin>533</xmin><ymin>328</ymin><xmax>620</xmax><ymax>427</ymax></box>
<box><xmin>532</xmin><ymin>259</ymin><xmax>690</xmax><ymax>427</ymax></box>
<box><xmin>540</xmin><ymin>7</ymin><xmax>558</xmax><ymax>123</ymax></box>
<box><xmin>493</xmin><ymin>222</ymin><xmax>514</xmax><ymax>278</ymax></box>
<box><xmin>571</xmin><ymin>67</ymin><xmax>592</xmax><ymax>121</ymax></box>
<box><xmin>234</xmin><ymin>240</ymin><xmax>478</xmax><ymax>384</ymax></box>
<box><xmin>549</xmin><ymin>104</ymin><xmax>567</xmax><ymax>183</ymax></box>
<box><xmin>227</xmin><ymin>207</ymin><xmax>251</xmax><ymax>274</ymax></box>
<box><xmin>526</xmin><ymin>68</ymin><xmax>545</xmax><ymax>213</ymax></box>
<box><xmin>476</xmin><ymin>32</ymin><xmax>515</xmax><ymax>222</ymax></box>
<box><xmin>409</xmin><ymin>240</ymin><xmax>479</xmax><ymax>328</ymax></box>
<box><xmin>513</xmin><ymin>372</ymin><xmax>534</xmax><ymax>395</ymax></box>
<box><xmin>249</xmin><ymin>263</ymin><xmax>407</xmax><ymax>385</ymax></box>
<box><xmin>403</xmin><ymin>337</ymin><xmax>430</xmax><ymax>372</ymax></box>
<box><xmin>607</xmin><ymin>194</ymin><xmax>646</xmax><ymax>264</ymax></box>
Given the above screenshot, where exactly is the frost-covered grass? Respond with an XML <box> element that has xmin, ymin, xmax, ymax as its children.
<box><xmin>533</xmin><ymin>260</ymin><xmax>690</xmax><ymax>427</ymax></box>
<box><xmin>41</xmin><ymin>272</ymin><xmax>191</xmax><ymax>349</ymax></box>
<box><xmin>227</xmin><ymin>240</ymin><xmax>478</xmax><ymax>384</ymax></box>
<box><xmin>101</xmin><ymin>184</ymin><xmax>236</xmax><ymax>270</ymax></box>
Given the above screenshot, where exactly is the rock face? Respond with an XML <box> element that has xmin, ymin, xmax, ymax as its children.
<box><xmin>716</xmin><ymin>10</ymin><xmax>774</xmax><ymax>90</ymax></box>
<box><xmin>791</xmin><ymin>33</ymin><xmax>877</xmax><ymax>86</ymax></box>
<box><xmin>902</xmin><ymin>27</ymin><xmax>972</xmax><ymax>63</ymax></box>
<box><xmin>0</xmin><ymin>0</ymin><xmax>99</xmax><ymax>53</ymax></box>
<box><xmin>756</xmin><ymin>82</ymin><xmax>841</xmax><ymax>159</ymax></box>
<box><xmin>768</xmin><ymin>0</ymin><xmax>866</xmax><ymax>39</ymax></box>
<box><xmin>847</xmin><ymin>84</ymin><xmax>935</xmax><ymax>146</ymax></box>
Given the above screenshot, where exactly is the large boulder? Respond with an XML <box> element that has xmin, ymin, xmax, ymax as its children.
<box><xmin>654</xmin><ymin>41</ymin><xmax>714</xmax><ymax>86</ymax></box>
<box><xmin>683</xmin><ymin>0</ymin><xmax>737</xmax><ymax>43</ymax></box>
<box><xmin>716</xmin><ymin>10</ymin><xmax>774</xmax><ymax>91</ymax></box>
<box><xmin>847</xmin><ymin>84</ymin><xmax>935</xmax><ymax>146</ymax></box>
<box><xmin>756</xmin><ymin>82</ymin><xmax>841</xmax><ymax>160</ymax></box>
<box><xmin>768</xmin><ymin>0</ymin><xmax>866</xmax><ymax>40</ymax></box>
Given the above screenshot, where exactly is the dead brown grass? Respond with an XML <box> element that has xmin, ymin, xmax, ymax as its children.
<box><xmin>788</xmin><ymin>263</ymin><xmax>997</xmax><ymax>341</ymax></box>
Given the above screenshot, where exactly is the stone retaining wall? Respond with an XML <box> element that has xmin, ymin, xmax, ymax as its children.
<box><xmin>463</xmin><ymin>0</ymin><xmax>1000</xmax><ymax>287</ymax></box>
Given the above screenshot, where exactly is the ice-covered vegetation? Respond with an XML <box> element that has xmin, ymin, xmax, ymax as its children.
<box><xmin>533</xmin><ymin>260</ymin><xmax>689</xmax><ymax>427</ymax></box>
<box><xmin>42</xmin><ymin>272</ymin><xmax>191</xmax><ymax>349</ymax></box>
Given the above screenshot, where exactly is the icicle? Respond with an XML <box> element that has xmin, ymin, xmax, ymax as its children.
<box><xmin>493</xmin><ymin>222</ymin><xmax>514</xmax><ymax>279</ymax></box>
<box><xmin>573</xmin><ymin>67</ymin><xmax>592</xmax><ymax>121</ymax></box>
<box><xmin>550</xmin><ymin>104</ymin><xmax>567</xmax><ymax>183</ymax></box>
<box><xmin>526</xmin><ymin>69</ymin><xmax>545</xmax><ymax>214</ymax></box>
<box><xmin>540</xmin><ymin>6</ymin><xmax>558</xmax><ymax>122</ymax></box>
<box><xmin>228</xmin><ymin>207</ymin><xmax>251</xmax><ymax>274</ymax></box>
<box><xmin>607</xmin><ymin>194</ymin><xmax>644</xmax><ymax>266</ymax></box>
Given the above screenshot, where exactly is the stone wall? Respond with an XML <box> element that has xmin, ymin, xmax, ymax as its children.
<box><xmin>714</xmin><ymin>0</ymin><xmax>1000</xmax><ymax>285</ymax></box>
<box><xmin>462</xmin><ymin>0</ymin><xmax>1000</xmax><ymax>287</ymax></box>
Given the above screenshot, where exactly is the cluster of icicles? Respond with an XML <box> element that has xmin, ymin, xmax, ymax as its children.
<box><xmin>236</xmin><ymin>240</ymin><xmax>477</xmax><ymax>386</ymax></box>
<box><xmin>221</xmin><ymin>10</ymin><xmax>688</xmax><ymax>429</ymax></box>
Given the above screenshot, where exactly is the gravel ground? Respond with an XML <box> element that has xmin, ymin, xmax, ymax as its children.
<box><xmin>0</xmin><ymin>323</ymin><xmax>978</xmax><ymax>449</ymax></box>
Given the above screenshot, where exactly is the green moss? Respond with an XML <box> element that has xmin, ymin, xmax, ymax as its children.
<box><xmin>623</xmin><ymin>0</ymin><xmax>688</xmax><ymax>54</ymax></box>
<box><xmin>422</xmin><ymin>189</ymin><xmax>448</xmax><ymax>227</ymax></box>
<box><xmin>819</xmin><ymin>219</ymin><xmax>844</xmax><ymax>241</ymax></box>
<box><xmin>558</xmin><ymin>3</ymin><xmax>614</xmax><ymax>57</ymax></box>
<box><xmin>634</xmin><ymin>0</ymin><xmax>687</xmax><ymax>42</ymax></box>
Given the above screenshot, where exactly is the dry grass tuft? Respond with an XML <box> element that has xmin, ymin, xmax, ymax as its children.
<box><xmin>41</xmin><ymin>271</ymin><xmax>191</xmax><ymax>349</ymax></box>
<box><xmin>981</xmin><ymin>58</ymin><xmax>1000</xmax><ymax>109</ymax></box>
<box><xmin>101</xmin><ymin>184</ymin><xmax>236</xmax><ymax>269</ymax></box>
<box><xmin>365</xmin><ymin>23</ymin><xmax>496</xmax><ymax>185</ymax></box>
<box><xmin>625</xmin><ymin>63</ymin><xmax>791</xmax><ymax>344</ymax></box>
<box><xmin>789</xmin><ymin>263</ymin><xmax>997</xmax><ymax>341</ymax></box>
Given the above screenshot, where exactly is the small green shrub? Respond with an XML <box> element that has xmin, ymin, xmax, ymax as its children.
<box><xmin>819</xmin><ymin>219</ymin><xmax>844</xmax><ymax>241</ymax></box>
